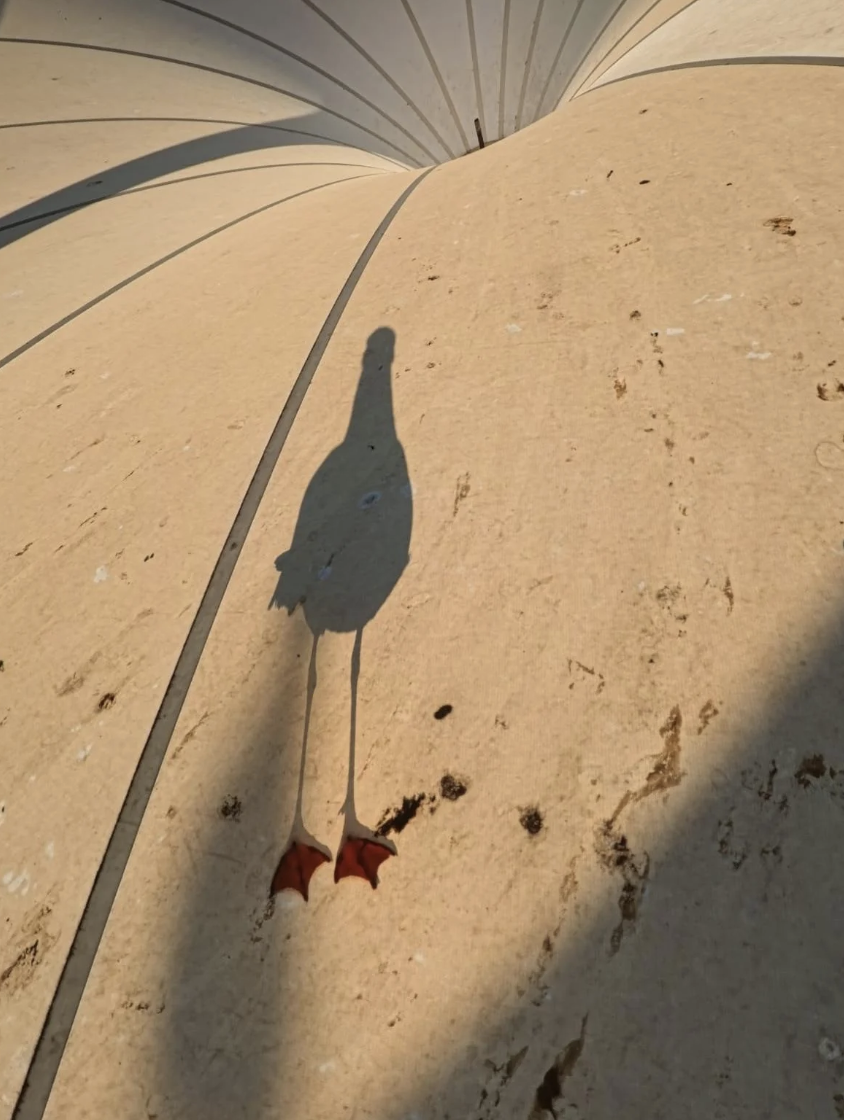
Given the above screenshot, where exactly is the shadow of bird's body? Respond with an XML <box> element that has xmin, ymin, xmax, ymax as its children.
<box><xmin>270</xmin><ymin>327</ymin><xmax>411</xmax><ymax>635</ymax></box>
<box><xmin>271</xmin><ymin>439</ymin><xmax>411</xmax><ymax>634</ymax></box>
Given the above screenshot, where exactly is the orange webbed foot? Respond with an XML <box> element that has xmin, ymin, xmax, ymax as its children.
<box><xmin>270</xmin><ymin>839</ymin><xmax>332</xmax><ymax>901</ymax></box>
<box><xmin>334</xmin><ymin>830</ymin><xmax>396</xmax><ymax>889</ymax></box>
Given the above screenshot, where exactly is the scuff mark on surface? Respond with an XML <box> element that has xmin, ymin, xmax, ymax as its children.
<box><xmin>594</xmin><ymin>708</ymin><xmax>684</xmax><ymax>952</ymax></box>
<box><xmin>477</xmin><ymin>1045</ymin><xmax>529</xmax><ymax>1115</ymax></box>
<box><xmin>723</xmin><ymin>576</ymin><xmax>734</xmax><ymax>614</ymax></box>
<box><xmin>453</xmin><ymin>472</ymin><xmax>471</xmax><ymax>517</ymax></box>
<box><xmin>528</xmin><ymin>1016</ymin><xmax>588</xmax><ymax>1118</ymax></box>
<box><xmin>698</xmin><ymin>699</ymin><xmax>719</xmax><ymax>734</ymax></box>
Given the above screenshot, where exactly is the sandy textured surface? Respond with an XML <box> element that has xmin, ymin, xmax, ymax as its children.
<box><xmin>3</xmin><ymin>3</ymin><xmax>844</xmax><ymax>1119</ymax></box>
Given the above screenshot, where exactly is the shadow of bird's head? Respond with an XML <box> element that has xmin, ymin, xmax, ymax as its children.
<box><xmin>364</xmin><ymin>327</ymin><xmax>395</xmax><ymax>368</ymax></box>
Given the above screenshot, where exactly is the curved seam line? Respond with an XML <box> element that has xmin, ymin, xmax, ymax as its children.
<box><xmin>0</xmin><ymin>163</ymin><xmax>390</xmax><ymax>235</ymax></box>
<box><xmin>0</xmin><ymin>116</ymin><xmax>325</xmax><ymax>131</ymax></box>
<box><xmin>534</xmin><ymin>0</ymin><xmax>587</xmax><ymax>118</ymax></box>
<box><xmin>0</xmin><ymin>116</ymin><xmax>408</xmax><ymax>166</ymax></box>
<box><xmin>567</xmin><ymin>0</ymin><xmax>698</xmax><ymax>100</ymax></box>
<box><xmin>579</xmin><ymin>53</ymin><xmax>844</xmax><ymax>96</ymax></box>
<box><xmin>156</xmin><ymin>0</ymin><xmax>438</xmax><ymax>164</ymax></box>
<box><xmin>465</xmin><ymin>0</ymin><xmax>486</xmax><ymax>141</ymax></box>
<box><xmin>0</xmin><ymin>174</ymin><xmax>377</xmax><ymax>370</ymax></box>
<box><xmin>554</xmin><ymin>0</ymin><xmax>627</xmax><ymax>106</ymax></box>
<box><xmin>399</xmin><ymin>0</ymin><xmax>469</xmax><ymax>151</ymax></box>
<box><xmin>499</xmin><ymin>0</ymin><xmax>511</xmax><ymax>138</ymax></box>
<box><xmin>517</xmin><ymin>0</ymin><xmax>547</xmax><ymax>132</ymax></box>
<box><xmin>300</xmin><ymin>0</ymin><xmax>452</xmax><ymax>161</ymax></box>
<box><xmin>9</xmin><ymin>165</ymin><xmax>435</xmax><ymax>1120</ymax></box>
<box><xmin>0</xmin><ymin>38</ymin><xmax>420</xmax><ymax>166</ymax></box>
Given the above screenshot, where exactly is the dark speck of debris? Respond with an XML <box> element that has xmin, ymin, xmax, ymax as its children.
<box><xmin>65</xmin><ymin>368</ymin><xmax>75</xmax><ymax>377</ymax></box>
<box><xmin>639</xmin><ymin>108</ymin><xmax>648</xmax><ymax>114</ymax></box>
<box><xmin>630</xmin><ymin>309</ymin><xmax>641</xmax><ymax>319</ymax></box>
<box><xmin>817</xmin><ymin>381</ymin><xmax>844</xmax><ymax>400</ymax></box>
<box><xmin>639</xmin><ymin>179</ymin><xmax>651</xmax><ymax>185</ymax></box>
<box><xmin>376</xmin><ymin>793</ymin><xmax>426</xmax><ymax>836</ymax></box>
<box><xmin>520</xmin><ymin>807</ymin><xmax>544</xmax><ymax>836</ymax></box>
<box><xmin>440</xmin><ymin>773</ymin><xmax>468</xmax><ymax>801</ymax></box>
<box><xmin>144</xmin><ymin>554</ymin><xmax>154</xmax><ymax>562</ymax></box>
<box><xmin>220</xmin><ymin>794</ymin><xmax>242</xmax><ymax>821</ymax></box>
<box><xmin>427</xmin><ymin>274</ymin><xmax>440</xmax><ymax>281</ymax></box>
<box><xmin>98</xmin><ymin>692</ymin><xmax>116</xmax><ymax>711</ymax></box>
<box><xmin>723</xmin><ymin>575</ymin><xmax>734</xmax><ymax>613</ymax></box>
<box><xmin>606</xmin><ymin>169</ymin><xmax>614</xmax><ymax>179</ymax></box>
<box><xmin>834</xmin><ymin>1092</ymin><xmax>844</xmax><ymax>1119</ymax></box>
<box><xmin>434</xmin><ymin>704</ymin><xmax>453</xmax><ymax>720</ymax></box>
<box><xmin>795</xmin><ymin>754</ymin><xmax>827</xmax><ymax>788</ymax></box>
<box><xmin>0</xmin><ymin>660</ymin><xmax>4</xmax><ymax>672</ymax></box>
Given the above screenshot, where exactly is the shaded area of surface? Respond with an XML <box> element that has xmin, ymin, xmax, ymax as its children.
<box><xmin>153</xmin><ymin>616</ymin><xmax>311</xmax><ymax>1119</ymax></box>
<box><xmin>0</xmin><ymin>110</ymin><xmax>395</xmax><ymax>252</ymax></box>
<box><xmin>384</xmin><ymin>612</ymin><xmax>844</xmax><ymax>1116</ymax></box>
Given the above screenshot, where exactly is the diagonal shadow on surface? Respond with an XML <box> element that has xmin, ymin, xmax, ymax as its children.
<box><xmin>383</xmin><ymin>605</ymin><xmax>844</xmax><ymax>1117</ymax></box>
<box><xmin>0</xmin><ymin>110</ymin><xmax>408</xmax><ymax>252</ymax></box>
<box><xmin>152</xmin><ymin>612</ymin><xmax>312</xmax><ymax>1120</ymax></box>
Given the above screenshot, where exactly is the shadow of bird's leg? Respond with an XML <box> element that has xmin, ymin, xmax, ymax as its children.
<box><xmin>335</xmin><ymin>627</ymin><xmax>396</xmax><ymax>890</ymax></box>
<box><xmin>270</xmin><ymin>631</ymin><xmax>332</xmax><ymax>901</ymax></box>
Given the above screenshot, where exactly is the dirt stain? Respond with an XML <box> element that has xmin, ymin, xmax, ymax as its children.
<box><xmin>764</xmin><ymin>216</ymin><xmax>796</xmax><ymax>237</ymax></box>
<box><xmin>453</xmin><ymin>472</ymin><xmax>471</xmax><ymax>517</ymax></box>
<box><xmin>716</xmin><ymin>818</ymin><xmax>747</xmax><ymax>870</ymax></box>
<box><xmin>172</xmin><ymin>711</ymin><xmax>210</xmax><ymax>759</ymax></box>
<box><xmin>376</xmin><ymin>793</ymin><xmax>427</xmax><ymax>837</ymax></box>
<box><xmin>520</xmin><ymin>807</ymin><xmax>544</xmax><ymax>836</ymax></box>
<box><xmin>0</xmin><ymin>904</ymin><xmax>57</xmax><ymax>997</ymax></box>
<box><xmin>795</xmin><ymin>753</ymin><xmax>827</xmax><ymax>788</ymax></box>
<box><xmin>440</xmin><ymin>774</ymin><xmax>468</xmax><ymax>801</ymax></box>
<box><xmin>219</xmin><ymin>795</ymin><xmax>242</xmax><ymax>821</ymax></box>
<box><xmin>723</xmin><ymin>576</ymin><xmax>734</xmax><ymax>614</ymax></box>
<box><xmin>529</xmin><ymin>1016</ymin><xmax>588</xmax><ymax>1119</ymax></box>
<box><xmin>817</xmin><ymin>381</ymin><xmax>844</xmax><ymax>401</ymax></box>
<box><xmin>595</xmin><ymin>821</ymin><xmax>651</xmax><ymax>954</ymax></box>
<box><xmin>594</xmin><ymin>707</ymin><xmax>684</xmax><ymax>952</ymax></box>
<box><xmin>698</xmin><ymin>699</ymin><xmax>719</xmax><ymax>734</ymax></box>
<box><xmin>477</xmin><ymin>1046</ymin><xmax>529</xmax><ymax>1113</ymax></box>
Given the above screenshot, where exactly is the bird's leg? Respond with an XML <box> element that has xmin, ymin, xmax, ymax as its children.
<box><xmin>335</xmin><ymin>627</ymin><xmax>396</xmax><ymax>889</ymax></box>
<box><xmin>270</xmin><ymin>631</ymin><xmax>332</xmax><ymax>900</ymax></box>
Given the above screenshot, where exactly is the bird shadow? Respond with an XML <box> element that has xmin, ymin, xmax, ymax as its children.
<box><xmin>268</xmin><ymin>325</ymin><xmax>412</xmax><ymax>899</ymax></box>
<box><xmin>153</xmin><ymin>326</ymin><xmax>411</xmax><ymax>1116</ymax></box>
